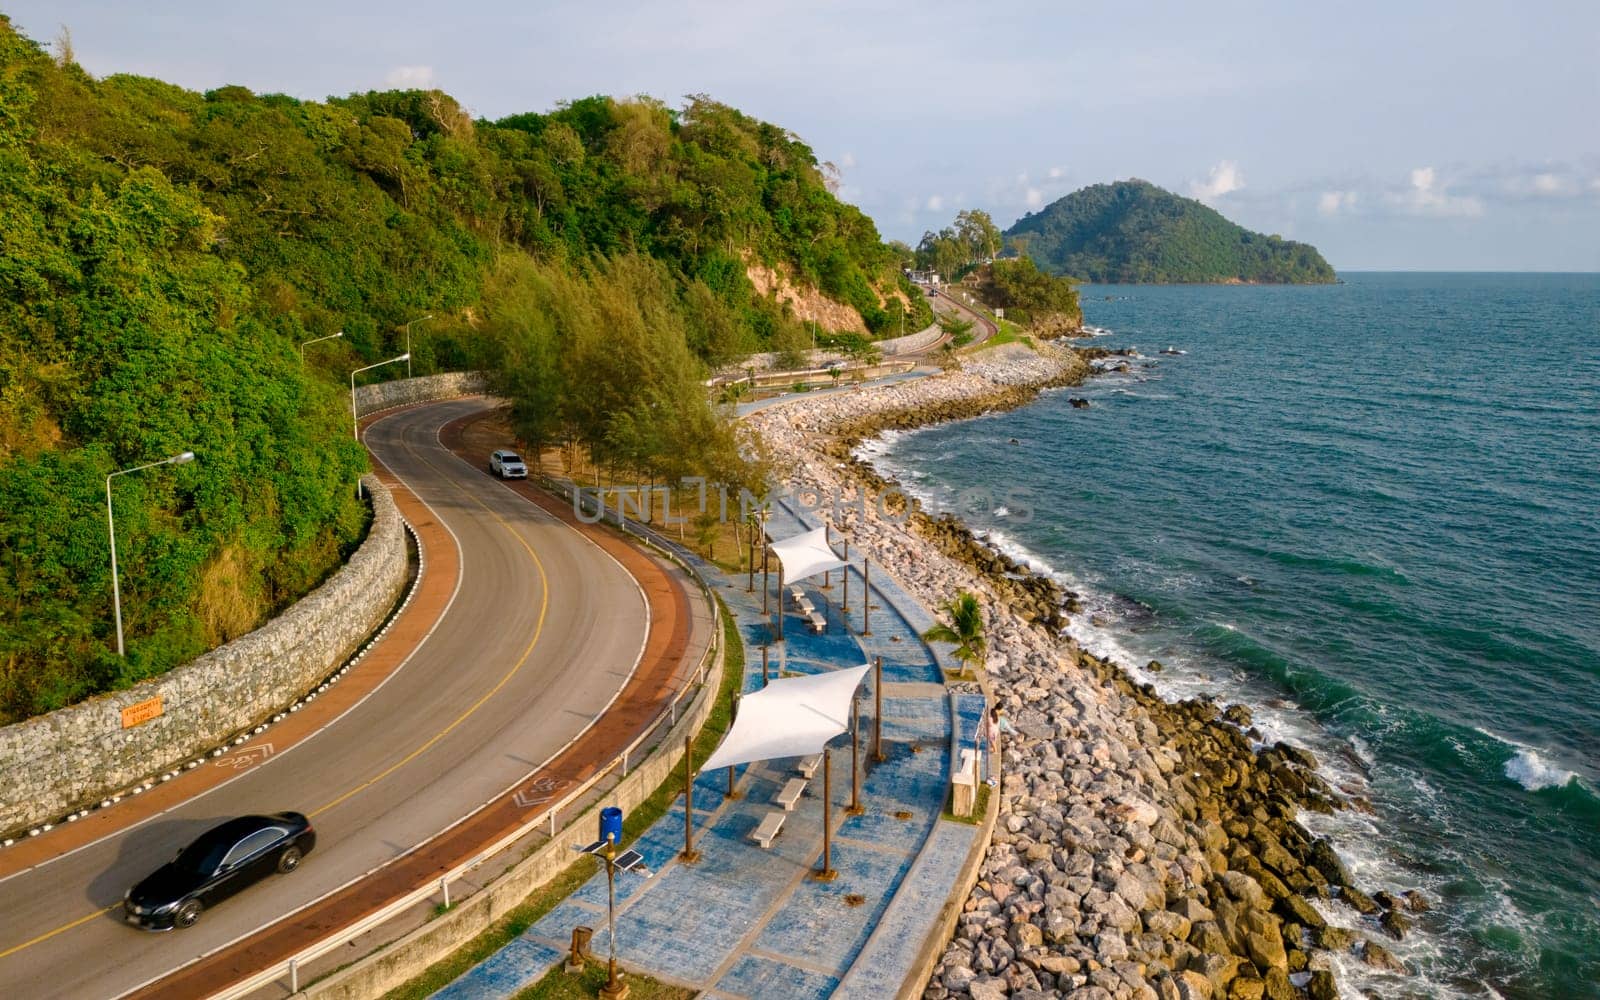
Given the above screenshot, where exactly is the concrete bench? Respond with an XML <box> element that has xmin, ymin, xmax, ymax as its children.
<box><xmin>807</xmin><ymin>612</ymin><xmax>826</xmax><ymax>633</ymax></box>
<box><xmin>797</xmin><ymin>597</ymin><xmax>815</xmax><ymax>614</ymax></box>
<box><xmin>751</xmin><ymin>811</ymin><xmax>785</xmax><ymax>848</ymax></box>
<box><xmin>775</xmin><ymin>777</ymin><xmax>807</xmax><ymax>811</ymax></box>
<box><xmin>789</xmin><ymin>586</ymin><xmax>807</xmax><ymax>606</ymax></box>
<box><xmin>951</xmin><ymin>748</ymin><xmax>979</xmax><ymax>817</ymax></box>
<box><xmin>797</xmin><ymin>753</ymin><xmax>822</xmax><ymax>779</ymax></box>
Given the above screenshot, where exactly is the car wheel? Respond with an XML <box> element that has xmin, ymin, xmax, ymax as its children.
<box><xmin>277</xmin><ymin>847</ymin><xmax>303</xmax><ymax>874</ymax></box>
<box><xmin>175</xmin><ymin>899</ymin><xmax>202</xmax><ymax>929</ymax></box>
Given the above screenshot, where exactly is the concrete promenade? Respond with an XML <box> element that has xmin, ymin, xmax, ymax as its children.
<box><xmin>431</xmin><ymin>498</ymin><xmax>986</xmax><ymax>999</ymax></box>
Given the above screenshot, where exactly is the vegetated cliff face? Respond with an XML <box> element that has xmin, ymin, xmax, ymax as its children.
<box><xmin>0</xmin><ymin>13</ymin><xmax>921</xmax><ymax>720</ymax></box>
<box><xmin>746</xmin><ymin>260</ymin><xmax>871</xmax><ymax>335</ymax></box>
<box><xmin>1005</xmin><ymin>180</ymin><xmax>1336</xmax><ymax>284</ymax></box>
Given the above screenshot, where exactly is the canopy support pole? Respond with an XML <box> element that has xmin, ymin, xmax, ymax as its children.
<box><xmin>726</xmin><ymin>692</ymin><xmax>741</xmax><ymax>800</ymax></box>
<box><xmin>873</xmin><ymin>655</ymin><xmax>886</xmax><ymax>762</ymax></box>
<box><xmin>812</xmin><ymin>747</ymin><xmax>837</xmax><ymax>881</ymax></box>
<box><xmin>841</xmin><ymin>541</ymin><xmax>850</xmax><ymax>612</ymax></box>
<box><xmin>821</xmin><ymin>523</ymin><xmax>832</xmax><ymax>589</ymax></box>
<box><xmin>678</xmin><ymin>735</ymin><xmax>700</xmax><ymax>863</ymax></box>
<box><xmin>847</xmin><ymin>691</ymin><xmax>863</xmax><ymax>815</ymax></box>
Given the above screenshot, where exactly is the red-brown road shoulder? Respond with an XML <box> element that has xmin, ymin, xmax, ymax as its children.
<box><xmin>125</xmin><ymin>405</ymin><xmax>699</xmax><ymax>999</ymax></box>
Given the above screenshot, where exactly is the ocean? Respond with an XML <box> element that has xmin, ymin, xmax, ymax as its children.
<box><xmin>869</xmin><ymin>273</ymin><xmax>1600</xmax><ymax>998</ymax></box>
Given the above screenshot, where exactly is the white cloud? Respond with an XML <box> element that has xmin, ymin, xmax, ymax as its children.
<box><xmin>925</xmin><ymin>194</ymin><xmax>944</xmax><ymax>211</ymax></box>
<box><xmin>385</xmin><ymin>65</ymin><xmax>436</xmax><ymax>88</ymax></box>
<box><xmin>1318</xmin><ymin>190</ymin><xmax>1358</xmax><ymax>216</ymax></box>
<box><xmin>1025</xmin><ymin>187</ymin><xmax>1044</xmax><ymax>209</ymax></box>
<box><xmin>1393</xmin><ymin>165</ymin><xmax>1483</xmax><ymax>217</ymax></box>
<box><xmin>1531</xmin><ymin>172</ymin><xmax>1567</xmax><ymax>195</ymax></box>
<box><xmin>839</xmin><ymin>151</ymin><xmax>857</xmax><ymax>170</ymax></box>
<box><xmin>1190</xmin><ymin>160</ymin><xmax>1244</xmax><ymax>202</ymax></box>
<box><xmin>1047</xmin><ymin>166</ymin><xmax>1064</xmax><ymax>180</ymax></box>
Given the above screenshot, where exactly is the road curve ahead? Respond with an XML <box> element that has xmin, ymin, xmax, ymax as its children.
<box><xmin>0</xmin><ymin>398</ymin><xmax>656</xmax><ymax>1000</ymax></box>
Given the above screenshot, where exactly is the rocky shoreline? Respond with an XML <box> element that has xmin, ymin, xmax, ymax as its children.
<box><xmin>748</xmin><ymin>342</ymin><xmax>1423</xmax><ymax>1000</ymax></box>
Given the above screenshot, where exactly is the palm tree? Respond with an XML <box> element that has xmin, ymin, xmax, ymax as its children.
<box><xmin>923</xmin><ymin>591</ymin><xmax>986</xmax><ymax>679</ymax></box>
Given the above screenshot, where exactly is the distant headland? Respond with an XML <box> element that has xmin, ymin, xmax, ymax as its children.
<box><xmin>1005</xmin><ymin>179</ymin><xmax>1337</xmax><ymax>284</ymax></box>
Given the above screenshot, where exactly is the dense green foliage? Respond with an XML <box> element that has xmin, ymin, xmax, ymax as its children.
<box><xmin>0</xmin><ymin>22</ymin><xmax>369</xmax><ymax>722</ymax></box>
<box><xmin>914</xmin><ymin>209</ymin><xmax>1002</xmax><ymax>283</ymax></box>
<box><xmin>0</xmin><ymin>17</ymin><xmax>908</xmax><ymax>722</ymax></box>
<box><xmin>1006</xmin><ymin>180</ymin><xmax>1336</xmax><ymax>284</ymax></box>
<box><xmin>974</xmin><ymin>258</ymin><xmax>1082</xmax><ymax>331</ymax></box>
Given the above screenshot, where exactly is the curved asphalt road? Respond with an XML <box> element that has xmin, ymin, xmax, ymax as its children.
<box><xmin>0</xmin><ymin>398</ymin><xmax>651</xmax><ymax>999</ymax></box>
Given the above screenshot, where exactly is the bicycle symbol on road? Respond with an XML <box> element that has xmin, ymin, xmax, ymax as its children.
<box><xmin>513</xmin><ymin>775</ymin><xmax>571</xmax><ymax>809</ymax></box>
<box><xmin>214</xmin><ymin>744</ymin><xmax>274</xmax><ymax>770</ymax></box>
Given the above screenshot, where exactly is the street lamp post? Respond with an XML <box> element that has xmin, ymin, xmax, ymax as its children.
<box><xmin>403</xmin><ymin>314</ymin><xmax>433</xmax><ymax>379</ymax></box>
<box><xmin>107</xmin><ymin>451</ymin><xmax>195</xmax><ymax>657</ymax></box>
<box><xmin>350</xmin><ymin>353</ymin><xmax>411</xmax><ymax>442</ymax></box>
<box><xmin>298</xmin><ymin>330</ymin><xmax>343</xmax><ymax>365</ymax></box>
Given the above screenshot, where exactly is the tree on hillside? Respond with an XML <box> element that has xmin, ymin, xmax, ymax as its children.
<box><xmin>955</xmin><ymin>209</ymin><xmax>1001</xmax><ymax>262</ymax></box>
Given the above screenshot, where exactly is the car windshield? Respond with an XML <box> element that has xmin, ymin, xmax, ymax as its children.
<box><xmin>503</xmin><ymin>455</ymin><xmax>522</xmax><ymax>464</ymax></box>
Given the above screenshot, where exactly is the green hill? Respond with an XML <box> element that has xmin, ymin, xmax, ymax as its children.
<box><xmin>0</xmin><ymin>16</ymin><xmax>919</xmax><ymax>722</ymax></box>
<box><xmin>1005</xmin><ymin>179</ymin><xmax>1335</xmax><ymax>284</ymax></box>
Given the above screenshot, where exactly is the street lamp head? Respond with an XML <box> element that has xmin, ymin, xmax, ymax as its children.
<box><xmin>332</xmin><ymin>330</ymin><xmax>344</xmax><ymax>338</ymax></box>
<box><xmin>170</xmin><ymin>451</ymin><xmax>195</xmax><ymax>465</ymax></box>
<box><xmin>398</xmin><ymin>352</ymin><xmax>411</xmax><ymax>361</ymax></box>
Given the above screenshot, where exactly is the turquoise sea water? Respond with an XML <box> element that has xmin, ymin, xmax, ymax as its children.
<box><xmin>874</xmin><ymin>273</ymin><xmax>1600</xmax><ymax>998</ymax></box>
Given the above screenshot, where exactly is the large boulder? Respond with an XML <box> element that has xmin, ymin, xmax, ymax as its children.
<box><xmin>1243</xmin><ymin>929</ymin><xmax>1288</xmax><ymax>976</ymax></box>
<box><xmin>1379</xmin><ymin>908</ymin><xmax>1413</xmax><ymax>941</ymax></box>
<box><xmin>1276</xmin><ymin>893</ymin><xmax>1326</xmax><ymax>931</ymax></box>
<box><xmin>1307</xmin><ymin>840</ymin><xmax>1351</xmax><ymax>887</ymax></box>
<box><xmin>1261</xmin><ymin>968</ymin><xmax>1296</xmax><ymax>1000</ymax></box>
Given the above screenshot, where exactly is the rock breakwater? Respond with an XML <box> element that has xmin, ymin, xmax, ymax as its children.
<box><xmin>749</xmin><ymin>343</ymin><xmax>1422</xmax><ymax>1000</ymax></box>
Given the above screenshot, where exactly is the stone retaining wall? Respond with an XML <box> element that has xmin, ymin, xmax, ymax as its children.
<box><xmin>0</xmin><ymin>476</ymin><xmax>408</xmax><ymax>836</ymax></box>
<box><xmin>880</xmin><ymin>322</ymin><xmax>945</xmax><ymax>356</ymax></box>
<box><xmin>355</xmin><ymin>370</ymin><xmax>489</xmax><ymax>415</ymax></box>
<box><xmin>0</xmin><ymin>372</ymin><xmax>483</xmax><ymax>837</ymax></box>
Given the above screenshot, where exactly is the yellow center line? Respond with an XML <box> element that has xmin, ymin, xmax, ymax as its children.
<box><xmin>1</xmin><ymin>414</ymin><xmax>546</xmax><ymax>961</ymax></box>
<box><xmin>311</xmin><ymin>425</ymin><xmax>551</xmax><ymax>817</ymax></box>
<box><xmin>0</xmin><ymin>905</ymin><xmax>119</xmax><ymax>960</ymax></box>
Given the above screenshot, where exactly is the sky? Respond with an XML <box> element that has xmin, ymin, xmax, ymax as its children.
<box><xmin>10</xmin><ymin>1</ymin><xmax>1598</xmax><ymax>271</ymax></box>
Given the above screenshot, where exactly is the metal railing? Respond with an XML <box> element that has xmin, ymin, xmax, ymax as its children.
<box><xmin>205</xmin><ymin>479</ymin><xmax>725</xmax><ymax>1000</ymax></box>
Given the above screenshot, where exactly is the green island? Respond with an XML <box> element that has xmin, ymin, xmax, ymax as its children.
<box><xmin>1005</xmin><ymin>178</ymin><xmax>1337</xmax><ymax>284</ymax></box>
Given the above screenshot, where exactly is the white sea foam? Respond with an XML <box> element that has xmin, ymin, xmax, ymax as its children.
<box><xmin>992</xmin><ymin>506</ymin><xmax>1010</xmax><ymax>517</ymax></box>
<box><xmin>1504</xmin><ymin>747</ymin><xmax>1576</xmax><ymax>791</ymax></box>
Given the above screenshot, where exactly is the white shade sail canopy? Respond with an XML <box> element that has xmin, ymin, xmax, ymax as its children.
<box><xmin>769</xmin><ymin>526</ymin><xmax>847</xmax><ymax>584</ymax></box>
<box><xmin>700</xmin><ymin>664</ymin><xmax>871</xmax><ymax>773</ymax></box>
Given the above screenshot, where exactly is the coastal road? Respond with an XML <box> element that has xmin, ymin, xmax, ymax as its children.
<box><xmin>927</xmin><ymin>287</ymin><xmax>999</xmax><ymax>350</ymax></box>
<box><xmin>0</xmin><ymin>398</ymin><xmax>675</xmax><ymax>999</ymax></box>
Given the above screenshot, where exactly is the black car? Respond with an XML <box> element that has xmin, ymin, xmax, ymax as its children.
<box><xmin>124</xmin><ymin>812</ymin><xmax>315</xmax><ymax>930</ymax></box>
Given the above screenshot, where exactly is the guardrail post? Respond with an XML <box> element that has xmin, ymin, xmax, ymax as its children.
<box><xmin>441</xmin><ymin>875</ymin><xmax>450</xmax><ymax>908</ymax></box>
<box><xmin>290</xmin><ymin>958</ymin><xmax>298</xmax><ymax>993</ymax></box>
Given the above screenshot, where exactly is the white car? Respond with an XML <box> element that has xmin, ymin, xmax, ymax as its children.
<box><xmin>489</xmin><ymin>450</ymin><xmax>528</xmax><ymax>479</ymax></box>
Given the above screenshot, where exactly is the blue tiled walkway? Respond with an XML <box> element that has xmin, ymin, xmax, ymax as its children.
<box><xmin>432</xmin><ymin>497</ymin><xmax>977</xmax><ymax>999</ymax></box>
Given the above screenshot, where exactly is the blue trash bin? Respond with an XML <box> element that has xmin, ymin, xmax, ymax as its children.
<box><xmin>600</xmin><ymin>806</ymin><xmax>623</xmax><ymax>845</ymax></box>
